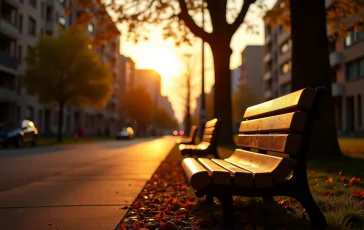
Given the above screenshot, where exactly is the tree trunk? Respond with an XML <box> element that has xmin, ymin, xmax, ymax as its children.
<box><xmin>290</xmin><ymin>0</ymin><xmax>342</xmax><ymax>157</ymax></box>
<box><xmin>57</xmin><ymin>101</ymin><xmax>64</xmax><ymax>143</ymax></box>
<box><xmin>209</xmin><ymin>40</ymin><xmax>234</xmax><ymax>145</ymax></box>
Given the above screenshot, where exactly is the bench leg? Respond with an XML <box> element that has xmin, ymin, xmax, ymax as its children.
<box><xmin>216</xmin><ymin>195</ymin><xmax>235</xmax><ymax>230</ymax></box>
<box><xmin>262</xmin><ymin>196</ymin><xmax>275</xmax><ymax>204</ymax></box>
<box><xmin>296</xmin><ymin>192</ymin><xmax>327</xmax><ymax>228</ymax></box>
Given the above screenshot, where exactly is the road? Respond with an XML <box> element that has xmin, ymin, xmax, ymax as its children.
<box><xmin>0</xmin><ymin>136</ymin><xmax>176</xmax><ymax>230</ymax></box>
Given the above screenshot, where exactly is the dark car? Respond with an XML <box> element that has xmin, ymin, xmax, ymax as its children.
<box><xmin>0</xmin><ymin>120</ymin><xmax>39</xmax><ymax>148</ymax></box>
<box><xmin>116</xmin><ymin>127</ymin><xmax>135</xmax><ymax>140</ymax></box>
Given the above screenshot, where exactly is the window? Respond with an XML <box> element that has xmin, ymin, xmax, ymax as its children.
<box><xmin>87</xmin><ymin>24</ymin><xmax>94</xmax><ymax>33</ymax></box>
<box><xmin>280</xmin><ymin>61</ymin><xmax>291</xmax><ymax>74</ymax></box>
<box><xmin>18</xmin><ymin>45</ymin><xmax>22</xmax><ymax>64</ymax></box>
<box><xmin>59</xmin><ymin>16</ymin><xmax>66</xmax><ymax>28</ymax></box>
<box><xmin>18</xmin><ymin>14</ymin><xmax>23</xmax><ymax>33</ymax></box>
<box><xmin>280</xmin><ymin>40</ymin><xmax>290</xmax><ymax>54</ymax></box>
<box><xmin>345</xmin><ymin>24</ymin><xmax>364</xmax><ymax>47</ymax></box>
<box><xmin>358</xmin><ymin>95</ymin><xmax>362</xmax><ymax>127</ymax></box>
<box><xmin>28</xmin><ymin>17</ymin><xmax>36</xmax><ymax>36</ymax></box>
<box><xmin>346</xmin><ymin>57</ymin><xmax>364</xmax><ymax>81</ymax></box>
<box><xmin>29</xmin><ymin>0</ymin><xmax>36</xmax><ymax>8</ymax></box>
<box><xmin>25</xmin><ymin>107</ymin><xmax>34</xmax><ymax>120</ymax></box>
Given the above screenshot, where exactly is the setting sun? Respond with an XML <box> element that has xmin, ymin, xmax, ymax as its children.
<box><xmin>135</xmin><ymin>49</ymin><xmax>183</xmax><ymax>79</ymax></box>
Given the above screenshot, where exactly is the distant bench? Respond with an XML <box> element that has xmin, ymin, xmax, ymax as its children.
<box><xmin>181</xmin><ymin>87</ymin><xmax>327</xmax><ymax>229</ymax></box>
<box><xmin>176</xmin><ymin>125</ymin><xmax>197</xmax><ymax>145</ymax></box>
<box><xmin>179</xmin><ymin>119</ymin><xmax>221</xmax><ymax>158</ymax></box>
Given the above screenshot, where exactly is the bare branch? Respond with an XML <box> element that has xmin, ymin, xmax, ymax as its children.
<box><xmin>229</xmin><ymin>0</ymin><xmax>256</xmax><ymax>35</ymax></box>
<box><xmin>177</xmin><ymin>0</ymin><xmax>212</xmax><ymax>42</ymax></box>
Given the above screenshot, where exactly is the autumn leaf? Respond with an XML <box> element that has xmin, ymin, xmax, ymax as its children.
<box><xmin>351</xmin><ymin>190</ymin><xmax>364</xmax><ymax>199</ymax></box>
<box><xmin>349</xmin><ymin>177</ymin><xmax>361</xmax><ymax>186</ymax></box>
<box><xmin>325</xmin><ymin>177</ymin><xmax>334</xmax><ymax>183</ymax></box>
<box><xmin>340</xmin><ymin>176</ymin><xmax>347</xmax><ymax>182</ymax></box>
<box><xmin>322</xmin><ymin>191</ymin><xmax>332</xmax><ymax>197</ymax></box>
<box><xmin>172</xmin><ymin>198</ymin><xmax>179</xmax><ymax>204</ymax></box>
<box><xmin>140</xmin><ymin>228</ymin><xmax>149</xmax><ymax>230</ymax></box>
<box><xmin>186</xmin><ymin>200</ymin><xmax>197</xmax><ymax>207</ymax></box>
<box><xmin>278</xmin><ymin>199</ymin><xmax>291</xmax><ymax>209</ymax></box>
<box><xmin>132</xmin><ymin>222</ymin><xmax>140</xmax><ymax>229</ymax></box>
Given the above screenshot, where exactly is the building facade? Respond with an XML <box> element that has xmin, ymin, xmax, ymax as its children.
<box><xmin>0</xmin><ymin>0</ymin><xmax>122</xmax><ymax>136</ymax></box>
<box><xmin>263</xmin><ymin>1</ymin><xmax>364</xmax><ymax>136</ymax></box>
<box><xmin>231</xmin><ymin>67</ymin><xmax>240</xmax><ymax>94</ymax></box>
<box><xmin>240</xmin><ymin>45</ymin><xmax>264</xmax><ymax>102</ymax></box>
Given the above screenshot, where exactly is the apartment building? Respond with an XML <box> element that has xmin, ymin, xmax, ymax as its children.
<box><xmin>0</xmin><ymin>0</ymin><xmax>122</xmax><ymax>136</ymax></box>
<box><xmin>231</xmin><ymin>67</ymin><xmax>240</xmax><ymax>94</ymax></box>
<box><xmin>263</xmin><ymin>1</ymin><xmax>364</xmax><ymax>136</ymax></box>
<box><xmin>240</xmin><ymin>45</ymin><xmax>264</xmax><ymax>102</ymax></box>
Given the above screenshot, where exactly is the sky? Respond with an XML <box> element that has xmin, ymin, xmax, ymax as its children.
<box><xmin>118</xmin><ymin>0</ymin><xmax>276</xmax><ymax>123</ymax></box>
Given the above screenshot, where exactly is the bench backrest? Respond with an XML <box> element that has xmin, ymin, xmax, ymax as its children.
<box><xmin>237</xmin><ymin>87</ymin><xmax>323</xmax><ymax>161</ymax></box>
<box><xmin>202</xmin><ymin>118</ymin><xmax>221</xmax><ymax>146</ymax></box>
<box><xmin>189</xmin><ymin>125</ymin><xmax>198</xmax><ymax>140</ymax></box>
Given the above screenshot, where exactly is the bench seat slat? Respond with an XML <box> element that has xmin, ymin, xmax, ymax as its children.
<box><xmin>211</xmin><ymin>159</ymin><xmax>253</xmax><ymax>188</ymax></box>
<box><xmin>225</xmin><ymin>149</ymin><xmax>296</xmax><ymax>188</ymax></box>
<box><xmin>181</xmin><ymin>158</ymin><xmax>211</xmax><ymax>191</ymax></box>
<box><xmin>239</xmin><ymin>112</ymin><xmax>308</xmax><ymax>133</ymax></box>
<box><xmin>179</xmin><ymin>142</ymin><xmax>210</xmax><ymax>151</ymax></box>
<box><xmin>198</xmin><ymin>158</ymin><xmax>231</xmax><ymax>185</ymax></box>
<box><xmin>236</xmin><ymin>134</ymin><xmax>302</xmax><ymax>155</ymax></box>
<box><xmin>243</xmin><ymin>88</ymin><xmax>315</xmax><ymax>120</ymax></box>
<box><xmin>202</xmin><ymin>134</ymin><xmax>213</xmax><ymax>142</ymax></box>
<box><xmin>205</xmin><ymin>119</ymin><xmax>218</xmax><ymax>128</ymax></box>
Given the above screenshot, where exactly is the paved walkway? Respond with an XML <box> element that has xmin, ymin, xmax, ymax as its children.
<box><xmin>0</xmin><ymin>137</ymin><xmax>176</xmax><ymax>230</ymax></box>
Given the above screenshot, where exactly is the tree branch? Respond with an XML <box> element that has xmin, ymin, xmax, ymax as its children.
<box><xmin>177</xmin><ymin>0</ymin><xmax>211</xmax><ymax>42</ymax></box>
<box><xmin>229</xmin><ymin>0</ymin><xmax>256</xmax><ymax>35</ymax></box>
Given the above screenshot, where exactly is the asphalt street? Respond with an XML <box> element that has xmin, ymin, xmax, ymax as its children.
<box><xmin>0</xmin><ymin>136</ymin><xmax>176</xmax><ymax>230</ymax></box>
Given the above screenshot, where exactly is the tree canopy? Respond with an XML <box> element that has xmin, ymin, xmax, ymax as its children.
<box><xmin>122</xmin><ymin>85</ymin><xmax>155</xmax><ymax>127</ymax></box>
<box><xmin>23</xmin><ymin>26</ymin><xmax>113</xmax><ymax>141</ymax></box>
<box><xmin>157</xmin><ymin>108</ymin><xmax>179</xmax><ymax>129</ymax></box>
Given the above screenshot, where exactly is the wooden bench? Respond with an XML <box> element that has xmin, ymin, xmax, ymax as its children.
<box><xmin>176</xmin><ymin>125</ymin><xmax>198</xmax><ymax>145</ymax></box>
<box><xmin>181</xmin><ymin>87</ymin><xmax>327</xmax><ymax>229</ymax></box>
<box><xmin>179</xmin><ymin>119</ymin><xmax>221</xmax><ymax>158</ymax></box>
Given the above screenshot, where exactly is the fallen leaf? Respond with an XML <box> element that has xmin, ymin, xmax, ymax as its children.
<box><xmin>340</xmin><ymin>176</ymin><xmax>346</xmax><ymax>182</ymax></box>
<box><xmin>351</xmin><ymin>190</ymin><xmax>364</xmax><ymax>199</ymax></box>
<box><xmin>349</xmin><ymin>177</ymin><xmax>361</xmax><ymax>186</ymax></box>
<box><xmin>322</xmin><ymin>191</ymin><xmax>332</xmax><ymax>197</ymax></box>
<box><xmin>325</xmin><ymin>177</ymin><xmax>333</xmax><ymax>183</ymax></box>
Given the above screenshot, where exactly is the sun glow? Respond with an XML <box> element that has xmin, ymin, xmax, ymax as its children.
<box><xmin>135</xmin><ymin>49</ymin><xmax>183</xmax><ymax>79</ymax></box>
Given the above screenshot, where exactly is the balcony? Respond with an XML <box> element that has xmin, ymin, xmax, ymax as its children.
<box><xmin>264</xmin><ymin>71</ymin><xmax>272</xmax><ymax>81</ymax></box>
<box><xmin>279</xmin><ymin>72</ymin><xmax>291</xmax><ymax>85</ymax></box>
<box><xmin>332</xmin><ymin>83</ymin><xmax>344</xmax><ymax>97</ymax></box>
<box><xmin>277</xmin><ymin>31</ymin><xmax>291</xmax><ymax>45</ymax></box>
<box><xmin>264</xmin><ymin>90</ymin><xmax>273</xmax><ymax>100</ymax></box>
<box><xmin>0</xmin><ymin>51</ymin><xmax>17</xmax><ymax>71</ymax></box>
<box><xmin>0</xmin><ymin>87</ymin><xmax>17</xmax><ymax>103</ymax></box>
<box><xmin>0</xmin><ymin>18</ymin><xmax>19</xmax><ymax>40</ymax></box>
<box><xmin>278</xmin><ymin>50</ymin><xmax>291</xmax><ymax>65</ymax></box>
<box><xmin>329</xmin><ymin>52</ymin><xmax>341</xmax><ymax>68</ymax></box>
<box><xmin>263</xmin><ymin>53</ymin><xmax>272</xmax><ymax>63</ymax></box>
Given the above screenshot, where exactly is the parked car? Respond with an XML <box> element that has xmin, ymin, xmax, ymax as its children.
<box><xmin>0</xmin><ymin>120</ymin><xmax>39</xmax><ymax>148</ymax></box>
<box><xmin>116</xmin><ymin>127</ymin><xmax>135</xmax><ymax>140</ymax></box>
